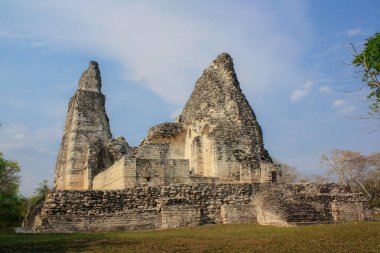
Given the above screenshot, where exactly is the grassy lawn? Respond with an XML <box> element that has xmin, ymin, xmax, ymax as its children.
<box><xmin>0</xmin><ymin>222</ymin><xmax>379</xmax><ymax>253</ymax></box>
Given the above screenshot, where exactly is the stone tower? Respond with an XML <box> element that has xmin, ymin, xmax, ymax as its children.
<box><xmin>54</xmin><ymin>61</ymin><xmax>112</xmax><ymax>190</ymax></box>
<box><xmin>178</xmin><ymin>53</ymin><xmax>273</xmax><ymax>182</ymax></box>
<box><xmin>141</xmin><ymin>53</ymin><xmax>275</xmax><ymax>183</ymax></box>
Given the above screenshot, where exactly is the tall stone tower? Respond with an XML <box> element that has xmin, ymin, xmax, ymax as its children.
<box><xmin>54</xmin><ymin>61</ymin><xmax>112</xmax><ymax>190</ymax></box>
<box><xmin>178</xmin><ymin>53</ymin><xmax>273</xmax><ymax>182</ymax></box>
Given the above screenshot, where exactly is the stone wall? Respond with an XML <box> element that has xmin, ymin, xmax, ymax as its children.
<box><xmin>332</xmin><ymin>201</ymin><xmax>365</xmax><ymax>222</ymax></box>
<box><xmin>31</xmin><ymin>183</ymin><xmax>258</xmax><ymax>232</ymax></box>
<box><xmin>92</xmin><ymin>155</ymin><xmax>193</xmax><ymax>189</ymax></box>
<box><xmin>254</xmin><ymin>183</ymin><xmax>370</xmax><ymax>226</ymax></box>
<box><xmin>135</xmin><ymin>158</ymin><xmax>191</xmax><ymax>185</ymax></box>
<box><xmin>93</xmin><ymin>156</ymin><xmax>126</xmax><ymax>190</ymax></box>
<box><xmin>221</xmin><ymin>204</ymin><xmax>256</xmax><ymax>224</ymax></box>
<box><xmin>27</xmin><ymin>183</ymin><xmax>370</xmax><ymax>232</ymax></box>
<box><xmin>34</xmin><ymin>212</ymin><xmax>160</xmax><ymax>232</ymax></box>
<box><xmin>22</xmin><ymin>196</ymin><xmax>45</xmax><ymax>229</ymax></box>
<box><xmin>161</xmin><ymin>205</ymin><xmax>201</xmax><ymax>229</ymax></box>
<box><xmin>136</xmin><ymin>144</ymin><xmax>170</xmax><ymax>160</ymax></box>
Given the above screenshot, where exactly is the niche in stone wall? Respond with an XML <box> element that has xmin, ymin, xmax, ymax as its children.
<box><xmin>184</xmin><ymin>127</ymin><xmax>194</xmax><ymax>173</ymax></box>
<box><xmin>202</xmin><ymin>125</ymin><xmax>215</xmax><ymax>177</ymax></box>
<box><xmin>185</xmin><ymin>125</ymin><xmax>216</xmax><ymax>177</ymax></box>
<box><xmin>138</xmin><ymin>160</ymin><xmax>156</xmax><ymax>186</ymax></box>
<box><xmin>191</xmin><ymin>136</ymin><xmax>203</xmax><ymax>176</ymax></box>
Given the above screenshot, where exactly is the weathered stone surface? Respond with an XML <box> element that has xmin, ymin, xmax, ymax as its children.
<box><xmin>78</xmin><ymin>61</ymin><xmax>102</xmax><ymax>92</ymax></box>
<box><xmin>254</xmin><ymin>183</ymin><xmax>370</xmax><ymax>226</ymax></box>
<box><xmin>87</xmin><ymin>137</ymin><xmax>131</xmax><ymax>177</ymax></box>
<box><xmin>143</xmin><ymin>123</ymin><xmax>184</xmax><ymax>142</ymax></box>
<box><xmin>54</xmin><ymin>61</ymin><xmax>112</xmax><ymax>190</ymax></box>
<box><xmin>179</xmin><ymin>53</ymin><xmax>270</xmax><ymax>164</ymax></box>
<box><xmin>221</xmin><ymin>204</ymin><xmax>256</xmax><ymax>224</ymax></box>
<box><xmin>22</xmin><ymin>196</ymin><xmax>45</xmax><ymax>229</ymax></box>
<box><xmin>26</xmin><ymin>183</ymin><xmax>370</xmax><ymax>232</ymax></box>
<box><xmin>138</xmin><ymin>53</ymin><xmax>277</xmax><ymax>183</ymax></box>
<box><xmin>161</xmin><ymin>205</ymin><xmax>201</xmax><ymax>229</ymax></box>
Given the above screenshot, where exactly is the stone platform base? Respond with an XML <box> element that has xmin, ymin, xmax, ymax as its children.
<box><xmin>23</xmin><ymin>183</ymin><xmax>372</xmax><ymax>232</ymax></box>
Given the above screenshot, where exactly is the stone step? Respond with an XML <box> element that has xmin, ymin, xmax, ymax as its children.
<box><xmin>287</xmin><ymin>207</ymin><xmax>320</xmax><ymax>211</ymax></box>
<box><xmin>287</xmin><ymin>211</ymin><xmax>321</xmax><ymax>215</ymax></box>
<box><xmin>287</xmin><ymin>219</ymin><xmax>321</xmax><ymax>222</ymax></box>
<box><xmin>288</xmin><ymin>216</ymin><xmax>322</xmax><ymax>221</ymax></box>
<box><xmin>288</xmin><ymin>217</ymin><xmax>320</xmax><ymax>220</ymax></box>
<box><xmin>288</xmin><ymin>217</ymin><xmax>331</xmax><ymax>222</ymax></box>
<box><xmin>288</xmin><ymin>221</ymin><xmax>333</xmax><ymax>226</ymax></box>
<box><xmin>288</xmin><ymin>213</ymin><xmax>322</xmax><ymax>217</ymax></box>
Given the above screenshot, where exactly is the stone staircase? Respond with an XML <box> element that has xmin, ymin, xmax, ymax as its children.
<box><xmin>254</xmin><ymin>184</ymin><xmax>339</xmax><ymax>226</ymax></box>
<box><xmin>285</xmin><ymin>203</ymin><xmax>332</xmax><ymax>226</ymax></box>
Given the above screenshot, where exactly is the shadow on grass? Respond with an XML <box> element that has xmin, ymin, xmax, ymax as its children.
<box><xmin>0</xmin><ymin>238</ymin><xmax>137</xmax><ymax>253</ymax></box>
<box><xmin>0</xmin><ymin>228</ymin><xmax>15</xmax><ymax>235</ymax></box>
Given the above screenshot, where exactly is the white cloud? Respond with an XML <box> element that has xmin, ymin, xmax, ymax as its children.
<box><xmin>343</xmin><ymin>105</ymin><xmax>355</xmax><ymax>113</ymax></box>
<box><xmin>333</xmin><ymin>99</ymin><xmax>346</xmax><ymax>107</ymax></box>
<box><xmin>1</xmin><ymin>1</ymin><xmax>310</xmax><ymax>106</ymax></box>
<box><xmin>290</xmin><ymin>81</ymin><xmax>312</xmax><ymax>102</ymax></box>
<box><xmin>319</xmin><ymin>85</ymin><xmax>332</xmax><ymax>93</ymax></box>
<box><xmin>333</xmin><ymin>99</ymin><xmax>355</xmax><ymax>114</ymax></box>
<box><xmin>347</xmin><ymin>27</ymin><xmax>362</xmax><ymax>37</ymax></box>
<box><xmin>0</xmin><ymin>124</ymin><xmax>61</xmax><ymax>155</ymax></box>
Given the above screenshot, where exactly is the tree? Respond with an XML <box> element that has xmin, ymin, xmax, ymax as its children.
<box><xmin>0</xmin><ymin>152</ymin><xmax>25</xmax><ymax>227</ymax></box>
<box><xmin>29</xmin><ymin>180</ymin><xmax>50</xmax><ymax>207</ymax></box>
<box><xmin>364</xmin><ymin>153</ymin><xmax>380</xmax><ymax>207</ymax></box>
<box><xmin>300</xmin><ymin>174</ymin><xmax>329</xmax><ymax>184</ymax></box>
<box><xmin>0</xmin><ymin>152</ymin><xmax>21</xmax><ymax>196</ymax></box>
<box><xmin>352</xmin><ymin>33</ymin><xmax>380</xmax><ymax>118</ymax></box>
<box><xmin>321</xmin><ymin>149</ymin><xmax>380</xmax><ymax>207</ymax></box>
<box><xmin>274</xmin><ymin>159</ymin><xmax>300</xmax><ymax>183</ymax></box>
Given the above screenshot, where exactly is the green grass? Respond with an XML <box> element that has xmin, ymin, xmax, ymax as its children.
<box><xmin>1</xmin><ymin>222</ymin><xmax>380</xmax><ymax>253</ymax></box>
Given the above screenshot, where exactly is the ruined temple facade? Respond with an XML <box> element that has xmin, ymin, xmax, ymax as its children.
<box><xmin>23</xmin><ymin>53</ymin><xmax>371</xmax><ymax>233</ymax></box>
<box><xmin>55</xmin><ymin>53</ymin><xmax>278</xmax><ymax>191</ymax></box>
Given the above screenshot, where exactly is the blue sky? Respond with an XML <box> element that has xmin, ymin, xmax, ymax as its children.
<box><xmin>0</xmin><ymin>0</ymin><xmax>379</xmax><ymax>196</ymax></box>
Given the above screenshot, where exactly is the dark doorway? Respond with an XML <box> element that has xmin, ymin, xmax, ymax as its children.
<box><xmin>271</xmin><ymin>171</ymin><xmax>277</xmax><ymax>183</ymax></box>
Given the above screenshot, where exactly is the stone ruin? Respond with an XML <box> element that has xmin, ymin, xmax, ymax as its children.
<box><xmin>23</xmin><ymin>53</ymin><xmax>372</xmax><ymax>232</ymax></box>
<box><xmin>55</xmin><ymin>54</ymin><xmax>277</xmax><ymax>191</ymax></box>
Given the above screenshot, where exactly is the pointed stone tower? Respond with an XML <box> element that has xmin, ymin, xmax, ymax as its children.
<box><xmin>54</xmin><ymin>61</ymin><xmax>112</xmax><ymax>190</ymax></box>
<box><xmin>178</xmin><ymin>53</ymin><xmax>274</xmax><ymax>182</ymax></box>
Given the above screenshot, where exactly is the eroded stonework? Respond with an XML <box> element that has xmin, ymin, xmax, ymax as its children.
<box><xmin>54</xmin><ymin>61</ymin><xmax>112</xmax><ymax>190</ymax></box>
<box><xmin>55</xmin><ymin>53</ymin><xmax>278</xmax><ymax>191</ymax></box>
<box><xmin>24</xmin><ymin>183</ymin><xmax>371</xmax><ymax>232</ymax></box>
<box><xmin>23</xmin><ymin>53</ymin><xmax>372</xmax><ymax>232</ymax></box>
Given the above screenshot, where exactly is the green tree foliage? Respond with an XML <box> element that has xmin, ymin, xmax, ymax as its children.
<box><xmin>321</xmin><ymin>149</ymin><xmax>380</xmax><ymax>208</ymax></box>
<box><xmin>33</xmin><ymin>180</ymin><xmax>50</xmax><ymax>197</ymax></box>
<box><xmin>352</xmin><ymin>33</ymin><xmax>380</xmax><ymax>118</ymax></box>
<box><xmin>29</xmin><ymin>180</ymin><xmax>50</xmax><ymax>207</ymax></box>
<box><xmin>0</xmin><ymin>153</ymin><xmax>20</xmax><ymax>195</ymax></box>
<box><xmin>0</xmin><ymin>152</ymin><xmax>25</xmax><ymax>227</ymax></box>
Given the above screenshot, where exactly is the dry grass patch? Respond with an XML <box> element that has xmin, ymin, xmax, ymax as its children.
<box><xmin>0</xmin><ymin>222</ymin><xmax>379</xmax><ymax>253</ymax></box>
